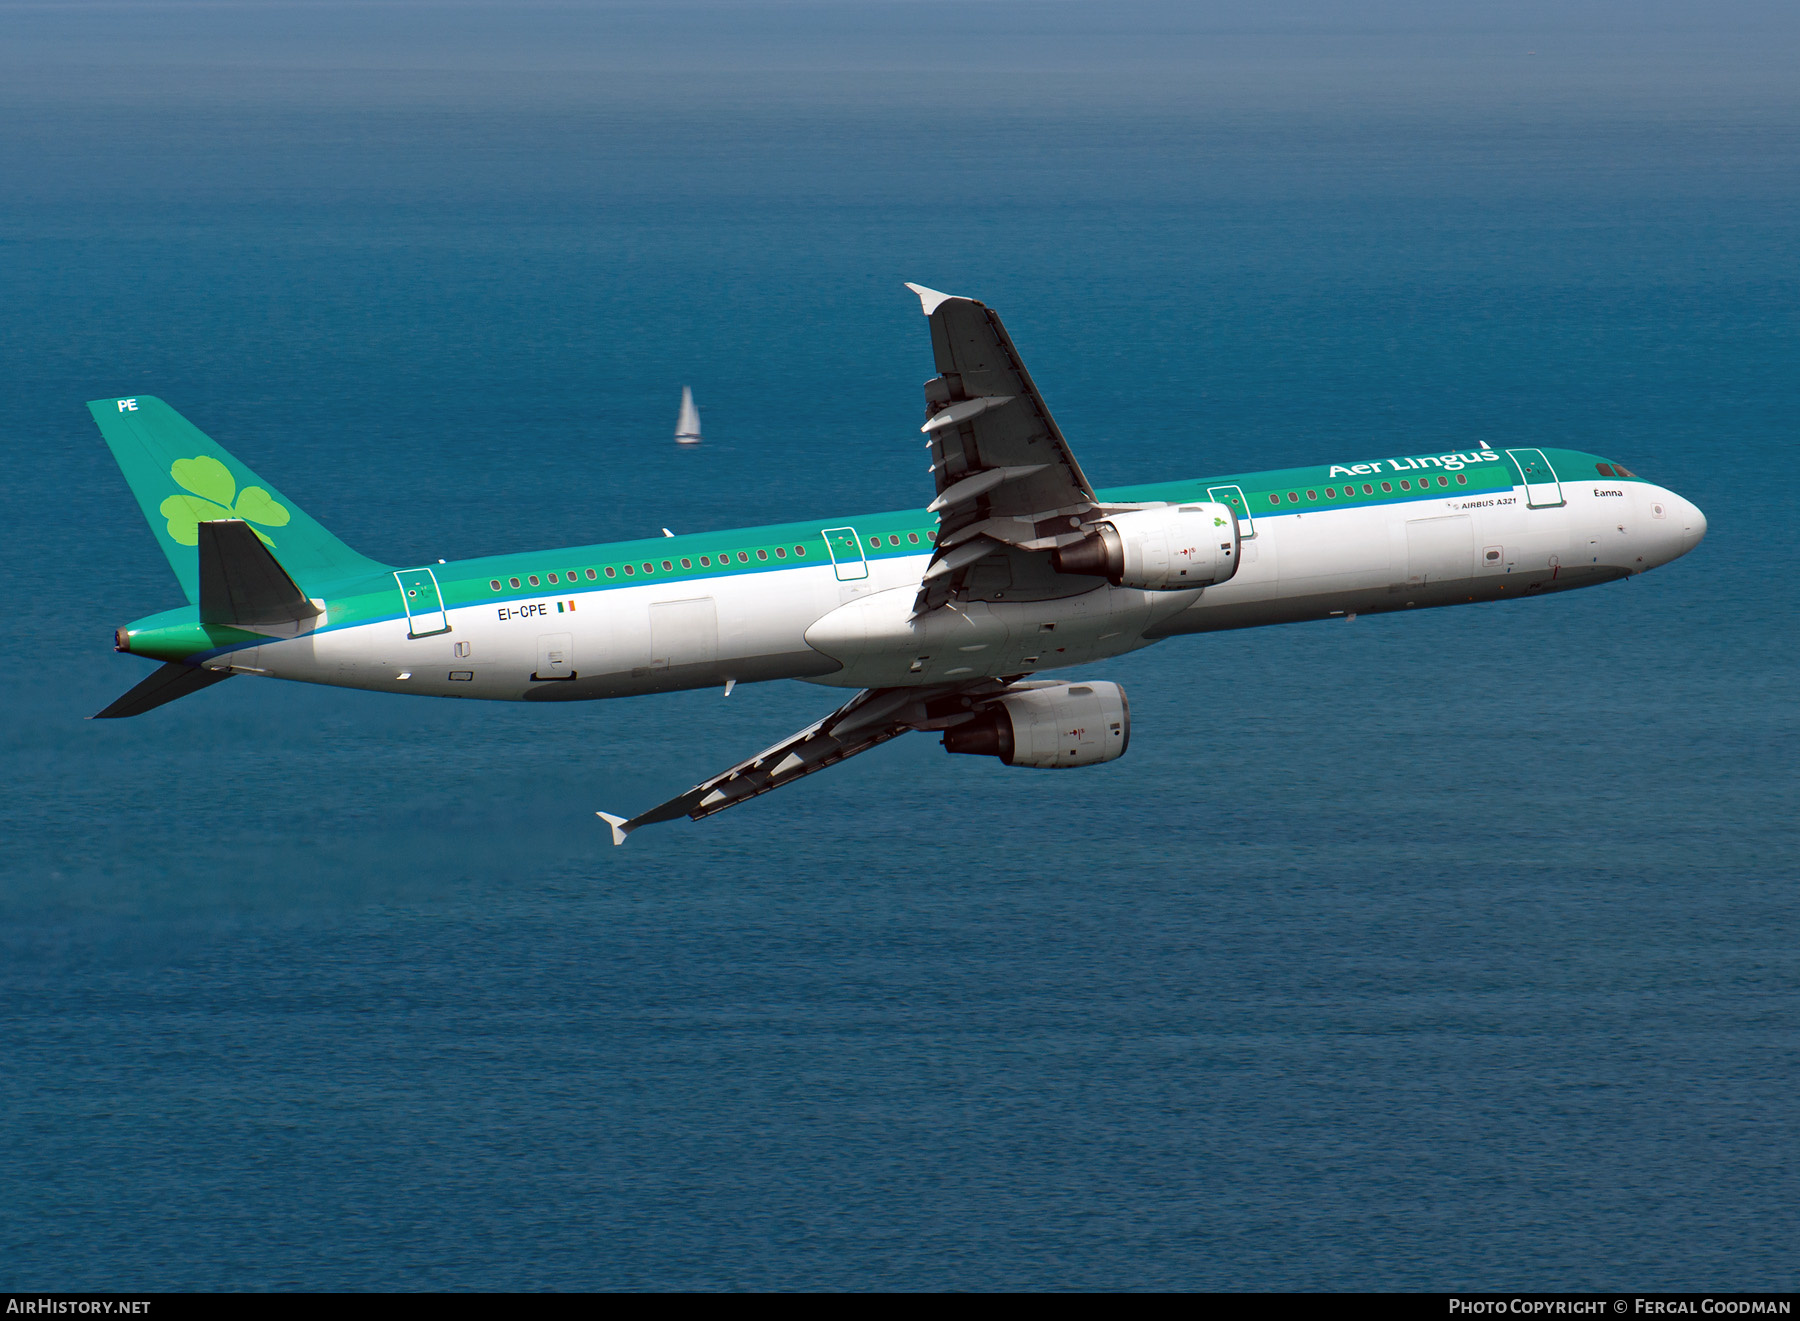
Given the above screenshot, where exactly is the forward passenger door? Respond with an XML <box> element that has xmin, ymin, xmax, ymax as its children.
<box><xmin>1506</xmin><ymin>449</ymin><xmax>1565</xmax><ymax>509</ymax></box>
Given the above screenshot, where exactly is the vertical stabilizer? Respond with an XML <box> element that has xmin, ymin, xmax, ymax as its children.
<box><xmin>88</xmin><ymin>396</ymin><xmax>388</xmax><ymax>602</ymax></box>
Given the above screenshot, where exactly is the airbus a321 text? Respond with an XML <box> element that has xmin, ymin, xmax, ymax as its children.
<box><xmin>91</xmin><ymin>284</ymin><xmax>1707</xmax><ymax>842</ymax></box>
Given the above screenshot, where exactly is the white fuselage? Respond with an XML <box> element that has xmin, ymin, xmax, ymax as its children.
<box><xmin>229</xmin><ymin>478</ymin><xmax>1705</xmax><ymax>702</ymax></box>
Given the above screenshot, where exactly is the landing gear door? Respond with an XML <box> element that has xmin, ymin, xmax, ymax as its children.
<box><xmin>1207</xmin><ymin>485</ymin><xmax>1255</xmax><ymax>537</ymax></box>
<box><xmin>395</xmin><ymin>568</ymin><xmax>449</xmax><ymax>637</ymax></box>
<box><xmin>1506</xmin><ymin>449</ymin><xmax>1565</xmax><ymax>509</ymax></box>
<box><xmin>821</xmin><ymin>527</ymin><xmax>868</xmax><ymax>581</ymax></box>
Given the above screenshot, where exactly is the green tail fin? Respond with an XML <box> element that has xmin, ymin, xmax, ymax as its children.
<box><xmin>88</xmin><ymin>396</ymin><xmax>388</xmax><ymax>601</ymax></box>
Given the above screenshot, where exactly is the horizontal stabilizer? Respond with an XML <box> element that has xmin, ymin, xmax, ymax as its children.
<box><xmin>198</xmin><ymin>520</ymin><xmax>322</xmax><ymax>628</ymax></box>
<box><xmin>91</xmin><ymin>662</ymin><xmax>233</xmax><ymax>719</ymax></box>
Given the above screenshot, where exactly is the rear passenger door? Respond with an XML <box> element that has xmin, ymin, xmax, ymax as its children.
<box><xmin>821</xmin><ymin>527</ymin><xmax>868</xmax><ymax>581</ymax></box>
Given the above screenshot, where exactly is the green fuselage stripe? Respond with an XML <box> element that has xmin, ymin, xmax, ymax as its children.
<box><xmin>127</xmin><ymin>444</ymin><xmax>1637</xmax><ymax>660</ymax></box>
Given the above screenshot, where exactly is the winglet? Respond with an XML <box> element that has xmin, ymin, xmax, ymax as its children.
<box><xmin>596</xmin><ymin>811</ymin><xmax>632</xmax><ymax>846</ymax></box>
<box><xmin>904</xmin><ymin>282</ymin><xmax>958</xmax><ymax>316</ymax></box>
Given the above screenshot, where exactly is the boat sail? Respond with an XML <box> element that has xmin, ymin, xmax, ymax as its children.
<box><xmin>675</xmin><ymin>386</ymin><xmax>702</xmax><ymax>446</ymax></box>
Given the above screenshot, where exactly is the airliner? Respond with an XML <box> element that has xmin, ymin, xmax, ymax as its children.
<box><xmin>91</xmin><ymin>284</ymin><xmax>1707</xmax><ymax>842</ymax></box>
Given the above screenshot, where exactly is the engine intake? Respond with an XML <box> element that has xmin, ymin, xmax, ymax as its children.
<box><xmin>942</xmin><ymin>680</ymin><xmax>1131</xmax><ymax>769</ymax></box>
<box><xmin>1051</xmin><ymin>503</ymin><xmax>1239</xmax><ymax>590</ymax></box>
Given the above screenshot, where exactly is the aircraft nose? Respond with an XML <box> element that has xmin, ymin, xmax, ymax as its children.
<box><xmin>1645</xmin><ymin>487</ymin><xmax>1706</xmax><ymax>565</ymax></box>
<box><xmin>1674</xmin><ymin>493</ymin><xmax>1707</xmax><ymax>552</ymax></box>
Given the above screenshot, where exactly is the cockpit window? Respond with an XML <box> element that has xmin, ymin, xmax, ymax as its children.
<box><xmin>1596</xmin><ymin>463</ymin><xmax>1616</xmax><ymax>476</ymax></box>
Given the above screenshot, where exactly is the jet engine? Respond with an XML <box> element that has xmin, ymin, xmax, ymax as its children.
<box><xmin>1051</xmin><ymin>503</ymin><xmax>1239</xmax><ymax>590</ymax></box>
<box><xmin>941</xmin><ymin>681</ymin><xmax>1131</xmax><ymax>769</ymax></box>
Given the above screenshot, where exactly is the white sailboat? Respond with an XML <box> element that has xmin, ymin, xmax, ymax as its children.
<box><xmin>675</xmin><ymin>386</ymin><xmax>702</xmax><ymax>446</ymax></box>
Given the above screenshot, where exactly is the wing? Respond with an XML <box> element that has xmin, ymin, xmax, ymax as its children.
<box><xmin>598</xmin><ymin>680</ymin><xmax>1011</xmax><ymax>844</ymax></box>
<box><xmin>905</xmin><ymin>283</ymin><xmax>1103</xmax><ymax>613</ymax></box>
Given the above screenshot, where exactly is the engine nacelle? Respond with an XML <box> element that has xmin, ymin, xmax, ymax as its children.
<box><xmin>941</xmin><ymin>681</ymin><xmax>1131</xmax><ymax>769</ymax></box>
<box><xmin>1050</xmin><ymin>503</ymin><xmax>1239</xmax><ymax>590</ymax></box>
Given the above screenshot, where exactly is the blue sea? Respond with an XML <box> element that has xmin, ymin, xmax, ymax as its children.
<box><xmin>2</xmin><ymin>1</ymin><xmax>1797</xmax><ymax>1291</ymax></box>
